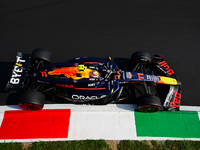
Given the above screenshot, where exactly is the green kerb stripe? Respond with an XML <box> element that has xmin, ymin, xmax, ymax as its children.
<box><xmin>135</xmin><ymin>111</ymin><xmax>200</xmax><ymax>138</ymax></box>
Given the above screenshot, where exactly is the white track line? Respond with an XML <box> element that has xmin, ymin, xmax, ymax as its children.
<box><xmin>180</xmin><ymin>105</ymin><xmax>200</xmax><ymax>112</ymax></box>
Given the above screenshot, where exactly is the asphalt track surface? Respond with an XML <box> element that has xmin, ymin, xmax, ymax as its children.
<box><xmin>0</xmin><ymin>0</ymin><xmax>200</xmax><ymax>106</ymax></box>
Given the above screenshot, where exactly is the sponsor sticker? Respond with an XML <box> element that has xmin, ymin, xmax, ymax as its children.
<box><xmin>72</xmin><ymin>95</ymin><xmax>106</xmax><ymax>100</ymax></box>
<box><xmin>126</xmin><ymin>72</ymin><xmax>132</xmax><ymax>79</ymax></box>
<box><xmin>9</xmin><ymin>56</ymin><xmax>25</xmax><ymax>84</ymax></box>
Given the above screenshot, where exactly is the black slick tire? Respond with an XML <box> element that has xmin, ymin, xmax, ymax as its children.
<box><xmin>18</xmin><ymin>90</ymin><xmax>45</xmax><ymax>110</ymax></box>
<box><xmin>131</xmin><ymin>51</ymin><xmax>151</xmax><ymax>66</ymax></box>
<box><xmin>31</xmin><ymin>49</ymin><xmax>52</xmax><ymax>64</ymax></box>
<box><xmin>137</xmin><ymin>95</ymin><xmax>162</xmax><ymax>112</ymax></box>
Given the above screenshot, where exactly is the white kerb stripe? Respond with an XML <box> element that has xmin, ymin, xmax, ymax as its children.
<box><xmin>198</xmin><ymin>112</ymin><xmax>200</xmax><ymax>121</ymax></box>
<box><xmin>68</xmin><ymin>111</ymin><xmax>137</xmax><ymax>140</ymax></box>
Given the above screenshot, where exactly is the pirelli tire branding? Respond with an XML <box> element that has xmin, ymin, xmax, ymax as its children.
<box><xmin>10</xmin><ymin>56</ymin><xmax>26</xmax><ymax>84</ymax></box>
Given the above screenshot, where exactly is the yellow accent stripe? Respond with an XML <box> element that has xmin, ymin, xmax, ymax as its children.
<box><xmin>118</xmin><ymin>98</ymin><xmax>126</xmax><ymax>101</ymax></box>
<box><xmin>16</xmin><ymin>63</ymin><xmax>22</xmax><ymax>66</ymax></box>
<box><xmin>159</xmin><ymin>76</ymin><xmax>178</xmax><ymax>85</ymax></box>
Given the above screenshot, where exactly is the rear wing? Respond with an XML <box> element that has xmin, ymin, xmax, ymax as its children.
<box><xmin>6</xmin><ymin>52</ymin><xmax>31</xmax><ymax>89</ymax></box>
<box><xmin>153</xmin><ymin>55</ymin><xmax>182</xmax><ymax>111</ymax></box>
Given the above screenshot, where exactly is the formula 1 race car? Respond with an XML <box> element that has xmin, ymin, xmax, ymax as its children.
<box><xmin>6</xmin><ymin>49</ymin><xmax>181</xmax><ymax>112</ymax></box>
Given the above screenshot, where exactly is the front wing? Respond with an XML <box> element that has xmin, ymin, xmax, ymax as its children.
<box><xmin>153</xmin><ymin>55</ymin><xmax>182</xmax><ymax>111</ymax></box>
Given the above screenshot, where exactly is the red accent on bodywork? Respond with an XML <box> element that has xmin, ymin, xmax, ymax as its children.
<box><xmin>156</xmin><ymin>81</ymin><xmax>165</xmax><ymax>84</ymax></box>
<box><xmin>138</xmin><ymin>73</ymin><xmax>144</xmax><ymax>80</ymax></box>
<box><xmin>129</xmin><ymin>81</ymin><xmax>140</xmax><ymax>83</ymax></box>
<box><xmin>167</xmin><ymin>69</ymin><xmax>174</xmax><ymax>75</ymax></box>
<box><xmin>158</xmin><ymin>61</ymin><xmax>167</xmax><ymax>67</ymax></box>
<box><xmin>48</xmin><ymin>67</ymin><xmax>77</xmax><ymax>78</ymax></box>
<box><xmin>169</xmin><ymin>90</ymin><xmax>181</xmax><ymax>107</ymax></box>
<box><xmin>40</xmin><ymin>71</ymin><xmax>47</xmax><ymax>77</ymax></box>
<box><xmin>114</xmin><ymin>71</ymin><xmax>121</xmax><ymax>79</ymax></box>
<box><xmin>56</xmin><ymin>84</ymin><xmax>74</xmax><ymax>88</ymax></box>
<box><xmin>156</xmin><ymin>76</ymin><xmax>165</xmax><ymax>84</ymax></box>
<box><xmin>128</xmin><ymin>72</ymin><xmax>132</xmax><ymax>78</ymax></box>
<box><xmin>158</xmin><ymin>61</ymin><xmax>174</xmax><ymax>75</ymax></box>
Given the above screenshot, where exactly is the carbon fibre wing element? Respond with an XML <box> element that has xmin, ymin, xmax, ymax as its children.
<box><xmin>153</xmin><ymin>55</ymin><xmax>182</xmax><ymax>111</ymax></box>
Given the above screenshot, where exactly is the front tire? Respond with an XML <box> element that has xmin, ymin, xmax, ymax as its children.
<box><xmin>137</xmin><ymin>95</ymin><xmax>162</xmax><ymax>112</ymax></box>
<box><xmin>31</xmin><ymin>48</ymin><xmax>52</xmax><ymax>64</ymax></box>
<box><xmin>131</xmin><ymin>51</ymin><xmax>151</xmax><ymax>66</ymax></box>
<box><xmin>18</xmin><ymin>90</ymin><xmax>45</xmax><ymax>110</ymax></box>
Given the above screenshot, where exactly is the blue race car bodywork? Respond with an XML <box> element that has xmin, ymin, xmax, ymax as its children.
<box><xmin>6</xmin><ymin>50</ymin><xmax>181</xmax><ymax>112</ymax></box>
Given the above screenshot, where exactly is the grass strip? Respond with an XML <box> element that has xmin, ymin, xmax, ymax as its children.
<box><xmin>0</xmin><ymin>140</ymin><xmax>200</xmax><ymax>150</ymax></box>
<box><xmin>117</xmin><ymin>140</ymin><xmax>200</xmax><ymax>150</ymax></box>
<box><xmin>28</xmin><ymin>140</ymin><xmax>111</xmax><ymax>150</ymax></box>
<box><xmin>0</xmin><ymin>142</ymin><xmax>23</xmax><ymax>150</ymax></box>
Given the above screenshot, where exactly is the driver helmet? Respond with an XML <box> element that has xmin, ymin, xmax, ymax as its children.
<box><xmin>90</xmin><ymin>70</ymin><xmax>100</xmax><ymax>78</ymax></box>
<box><xmin>78</xmin><ymin>64</ymin><xmax>85</xmax><ymax>71</ymax></box>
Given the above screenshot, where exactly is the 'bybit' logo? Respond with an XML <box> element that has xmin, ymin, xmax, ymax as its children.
<box><xmin>10</xmin><ymin>56</ymin><xmax>25</xmax><ymax>84</ymax></box>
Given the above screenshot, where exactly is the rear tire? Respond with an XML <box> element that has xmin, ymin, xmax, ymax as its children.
<box><xmin>137</xmin><ymin>95</ymin><xmax>162</xmax><ymax>112</ymax></box>
<box><xmin>18</xmin><ymin>90</ymin><xmax>45</xmax><ymax>110</ymax></box>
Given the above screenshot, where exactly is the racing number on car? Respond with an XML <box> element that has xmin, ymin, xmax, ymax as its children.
<box><xmin>169</xmin><ymin>90</ymin><xmax>181</xmax><ymax>107</ymax></box>
<box><xmin>40</xmin><ymin>70</ymin><xmax>47</xmax><ymax>77</ymax></box>
<box><xmin>114</xmin><ymin>75</ymin><xmax>120</xmax><ymax>79</ymax></box>
<box><xmin>138</xmin><ymin>73</ymin><xmax>144</xmax><ymax>80</ymax></box>
<box><xmin>114</xmin><ymin>71</ymin><xmax>121</xmax><ymax>79</ymax></box>
<box><xmin>158</xmin><ymin>61</ymin><xmax>174</xmax><ymax>75</ymax></box>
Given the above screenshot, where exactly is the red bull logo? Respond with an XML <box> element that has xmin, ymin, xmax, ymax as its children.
<box><xmin>158</xmin><ymin>60</ymin><xmax>174</xmax><ymax>75</ymax></box>
<box><xmin>56</xmin><ymin>84</ymin><xmax>73</xmax><ymax>88</ymax></box>
<box><xmin>48</xmin><ymin>67</ymin><xmax>77</xmax><ymax>78</ymax></box>
<box><xmin>48</xmin><ymin>66</ymin><xmax>93</xmax><ymax>80</ymax></box>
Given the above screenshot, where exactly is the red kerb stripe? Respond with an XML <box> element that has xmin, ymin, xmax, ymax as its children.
<box><xmin>0</xmin><ymin>109</ymin><xmax>71</xmax><ymax>139</ymax></box>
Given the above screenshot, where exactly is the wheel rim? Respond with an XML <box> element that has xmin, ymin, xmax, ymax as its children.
<box><xmin>19</xmin><ymin>103</ymin><xmax>42</xmax><ymax>110</ymax></box>
<box><xmin>139</xmin><ymin>105</ymin><xmax>161</xmax><ymax>112</ymax></box>
<box><xmin>132</xmin><ymin>59</ymin><xmax>138</xmax><ymax>65</ymax></box>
